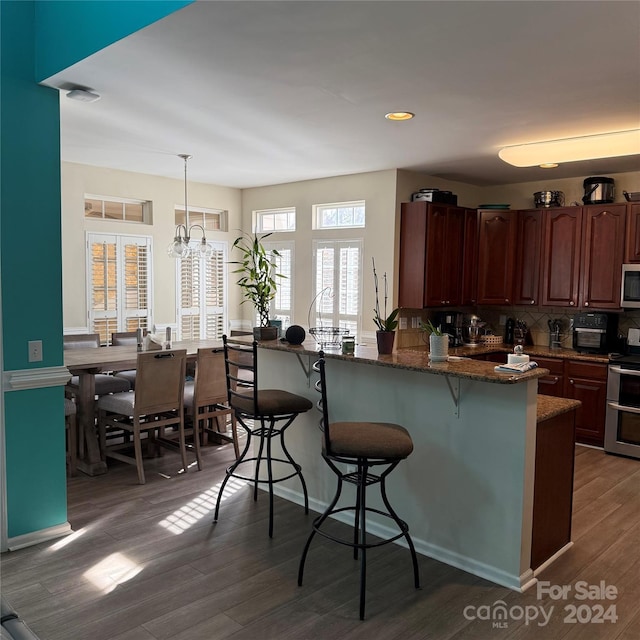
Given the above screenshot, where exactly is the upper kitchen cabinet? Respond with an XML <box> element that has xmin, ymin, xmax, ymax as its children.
<box><xmin>581</xmin><ymin>204</ymin><xmax>626</xmax><ymax>309</ymax></box>
<box><xmin>513</xmin><ymin>209</ymin><xmax>543</xmax><ymax>306</ymax></box>
<box><xmin>625</xmin><ymin>203</ymin><xmax>640</xmax><ymax>262</ymax></box>
<box><xmin>540</xmin><ymin>205</ymin><xmax>626</xmax><ymax>309</ymax></box>
<box><xmin>461</xmin><ymin>209</ymin><xmax>479</xmax><ymax>306</ymax></box>
<box><xmin>476</xmin><ymin>210</ymin><xmax>516</xmax><ymax>305</ymax></box>
<box><xmin>398</xmin><ymin>202</ymin><xmax>465</xmax><ymax>308</ymax></box>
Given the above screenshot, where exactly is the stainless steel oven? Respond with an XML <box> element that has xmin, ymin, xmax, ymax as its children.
<box><xmin>605</xmin><ymin>363</ymin><xmax>640</xmax><ymax>459</ymax></box>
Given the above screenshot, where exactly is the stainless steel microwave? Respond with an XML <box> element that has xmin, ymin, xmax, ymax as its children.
<box><xmin>621</xmin><ymin>264</ymin><xmax>640</xmax><ymax>308</ymax></box>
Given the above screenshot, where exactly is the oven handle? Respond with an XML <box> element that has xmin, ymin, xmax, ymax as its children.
<box><xmin>608</xmin><ymin>401</ymin><xmax>640</xmax><ymax>414</ymax></box>
<box><xmin>609</xmin><ymin>365</ymin><xmax>640</xmax><ymax>377</ymax></box>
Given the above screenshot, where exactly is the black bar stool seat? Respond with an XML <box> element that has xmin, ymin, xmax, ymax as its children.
<box><xmin>298</xmin><ymin>352</ymin><xmax>420</xmax><ymax>620</ymax></box>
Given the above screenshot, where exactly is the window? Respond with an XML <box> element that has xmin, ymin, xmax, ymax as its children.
<box><xmin>85</xmin><ymin>195</ymin><xmax>151</xmax><ymax>224</ymax></box>
<box><xmin>87</xmin><ymin>233</ymin><xmax>152</xmax><ymax>345</ymax></box>
<box><xmin>176</xmin><ymin>241</ymin><xmax>227</xmax><ymax>340</ymax></box>
<box><xmin>263</xmin><ymin>241</ymin><xmax>294</xmax><ymax>329</ymax></box>
<box><xmin>175</xmin><ymin>206</ymin><xmax>227</xmax><ymax>232</ymax></box>
<box><xmin>254</xmin><ymin>207</ymin><xmax>296</xmax><ymax>232</ymax></box>
<box><xmin>313</xmin><ymin>200</ymin><xmax>365</xmax><ymax>229</ymax></box>
<box><xmin>312</xmin><ymin>239</ymin><xmax>362</xmax><ymax>339</ymax></box>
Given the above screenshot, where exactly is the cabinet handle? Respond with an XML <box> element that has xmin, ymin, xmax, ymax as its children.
<box><xmin>569</xmin><ymin>301</ymin><xmax>575</xmax><ymax>306</ymax></box>
<box><xmin>585</xmin><ymin>301</ymin><xmax>590</xmax><ymax>307</ymax></box>
<box><xmin>505</xmin><ymin>298</ymin><xmax>510</xmax><ymax>303</ymax></box>
<box><xmin>530</xmin><ymin>300</ymin><xmax>535</xmax><ymax>305</ymax></box>
<box><xmin>553</xmin><ymin>377</ymin><xmax>559</xmax><ymax>382</ymax></box>
<box><xmin>569</xmin><ymin>379</ymin><xmax>574</xmax><ymax>384</ymax></box>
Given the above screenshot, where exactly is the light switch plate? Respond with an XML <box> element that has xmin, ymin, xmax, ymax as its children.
<box><xmin>28</xmin><ymin>340</ymin><xmax>43</xmax><ymax>362</ymax></box>
<box><xmin>399</xmin><ymin>317</ymin><xmax>408</xmax><ymax>330</ymax></box>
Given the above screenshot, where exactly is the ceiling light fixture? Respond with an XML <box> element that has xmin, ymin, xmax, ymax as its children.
<box><xmin>66</xmin><ymin>88</ymin><xmax>101</xmax><ymax>103</ymax></box>
<box><xmin>498</xmin><ymin>129</ymin><xmax>640</xmax><ymax>168</ymax></box>
<box><xmin>385</xmin><ymin>111</ymin><xmax>415</xmax><ymax>121</ymax></box>
<box><xmin>167</xmin><ymin>154</ymin><xmax>213</xmax><ymax>259</ymax></box>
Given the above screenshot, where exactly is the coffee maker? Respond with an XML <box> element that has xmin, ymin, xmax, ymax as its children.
<box><xmin>434</xmin><ymin>311</ymin><xmax>464</xmax><ymax>347</ymax></box>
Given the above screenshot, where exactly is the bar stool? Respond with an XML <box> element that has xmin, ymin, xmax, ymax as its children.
<box><xmin>298</xmin><ymin>351</ymin><xmax>420</xmax><ymax>620</ymax></box>
<box><xmin>215</xmin><ymin>336</ymin><xmax>312</xmax><ymax>537</ymax></box>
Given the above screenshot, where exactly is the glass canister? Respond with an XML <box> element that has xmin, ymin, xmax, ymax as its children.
<box><xmin>341</xmin><ymin>335</ymin><xmax>355</xmax><ymax>355</ymax></box>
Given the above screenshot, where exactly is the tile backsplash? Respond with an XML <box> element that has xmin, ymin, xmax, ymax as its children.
<box><xmin>397</xmin><ymin>307</ymin><xmax>640</xmax><ymax>350</ymax></box>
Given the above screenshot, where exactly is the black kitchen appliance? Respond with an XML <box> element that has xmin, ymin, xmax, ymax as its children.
<box><xmin>411</xmin><ymin>188</ymin><xmax>458</xmax><ymax>206</ymax></box>
<box><xmin>434</xmin><ymin>311</ymin><xmax>464</xmax><ymax>347</ymax></box>
<box><xmin>572</xmin><ymin>312</ymin><xmax>618</xmax><ymax>354</ymax></box>
<box><xmin>582</xmin><ymin>176</ymin><xmax>615</xmax><ymax>205</ymax></box>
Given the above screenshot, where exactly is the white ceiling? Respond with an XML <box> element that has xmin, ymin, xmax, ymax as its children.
<box><xmin>44</xmin><ymin>0</ymin><xmax>640</xmax><ymax>189</ymax></box>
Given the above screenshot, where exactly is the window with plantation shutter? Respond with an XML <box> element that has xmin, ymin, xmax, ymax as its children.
<box><xmin>263</xmin><ymin>241</ymin><xmax>294</xmax><ymax>329</ymax></box>
<box><xmin>176</xmin><ymin>241</ymin><xmax>227</xmax><ymax>340</ymax></box>
<box><xmin>312</xmin><ymin>239</ymin><xmax>362</xmax><ymax>339</ymax></box>
<box><xmin>87</xmin><ymin>233</ymin><xmax>152</xmax><ymax>345</ymax></box>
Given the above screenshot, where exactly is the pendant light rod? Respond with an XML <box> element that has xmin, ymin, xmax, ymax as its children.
<box><xmin>178</xmin><ymin>153</ymin><xmax>192</xmax><ymax>226</ymax></box>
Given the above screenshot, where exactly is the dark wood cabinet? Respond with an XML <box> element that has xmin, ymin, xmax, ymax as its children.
<box><xmin>564</xmin><ymin>360</ymin><xmax>608</xmax><ymax>447</ymax></box>
<box><xmin>540</xmin><ymin>204</ymin><xmax>626</xmax><ymax>309</ymax></box>
<box><xmin>625</xmin><ymin>203</ymin><xmax>640</xmax><ymax>263</ymax></box>
<box><xmin>535</xmin><ymin>356</ymin><xmax>564</xmax><ymax>397</ymax></box>
<box><xmin>476</xmin><ymin>210</ymin><xmax>516</xmax><ymax>305</ymax></box>
<box><xmin>461</xmin><ymin>209</ymin><xmax>479</xmax><ymax>305</ymax></box>
<box><xmin>513</xmin><ymin>209</ymin><xmax>543</xmax><ymax>306</ymax></box>
<box><xmin>540</xmin><ymin>207</ymin><xmax>582</xmax><ymax>307</ymax></box>
<box><xmin>581</xmin><ymin>204</ymin><xmax>626</xmax><ymax>309</ymax></box>
<box><xmin>398</xmin><ymin>202</ymin><xmax>465</xmax><ymax>308</ymax></box>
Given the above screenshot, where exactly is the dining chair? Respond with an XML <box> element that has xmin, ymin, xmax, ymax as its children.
<box><xmin>111</xmin><ymin>331</ymin><xmax>139</xmax><ymax>390</ymax></box>
<box><xmin>215</xmin><ymin>336</ymin><xmax>312</xmax><ymax>537</ymax></box>
<box><xmin>64</xmin><ymin>397</ymin><xmax>77</xmax><ymax>476</ymax></box>
<box><xmin>297</xmin><ymin>351</ymin><xmax>420</xmax><ymax>620</ymax></box>
<box><xmin>96</xmin><ymin>349</ymin><xmax>189</xmax><ymax>484</ymax></box>
<box><xmin>183</xmin><ymin>348</ymin><xmax>239</xmax><ymax>463</ymax></box>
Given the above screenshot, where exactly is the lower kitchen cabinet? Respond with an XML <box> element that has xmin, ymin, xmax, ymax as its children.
<box><xmin>535</xmin><ymin>356</ymin><xmax>565</xmax><ymax>397</ymax></box>
<box><xmin>564</xmin><ymin>360</ymin><xmax>608</xmax><ymax>447</ymax></box>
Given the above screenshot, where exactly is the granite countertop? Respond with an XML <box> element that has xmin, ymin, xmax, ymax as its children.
<box><xmin>446</xmin><ymin>343</ymin><xmax>610</xmax><ymax>364</ymax></box>
<box><xmin>537</xmin><ymin>395</ymin><xmax>581</xmax><ymax>422</ymax></box>
<box><xmin>254</xmin><ymin>338</ymin><xmax>549</xmax><ymax>385</ymax></box>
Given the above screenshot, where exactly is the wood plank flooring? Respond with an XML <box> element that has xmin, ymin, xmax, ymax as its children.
<box><xmin>1</xmin><ymin>443</ymin><xmax>639</xmax><ymax>639</ymax></box>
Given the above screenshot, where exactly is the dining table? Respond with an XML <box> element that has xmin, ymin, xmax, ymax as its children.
<box><xmin>64</xmin><ymin>339</ymin><xmax>224</xmax><ymax>476</ymax></box>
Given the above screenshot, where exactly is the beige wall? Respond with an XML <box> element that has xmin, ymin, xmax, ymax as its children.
<box><xmin>61</xmin><ymin>162</ymin><xmax>242</xmax><ymax>332</ymax></box>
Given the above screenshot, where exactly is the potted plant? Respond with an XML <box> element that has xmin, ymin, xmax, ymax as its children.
<box><xmin>372</xmin><ymin>258</ymin><xmax>399</xmax><ymax>354</ymax></box>
<box><xmin>420</xmin><ymin>319</ymin><xmax>449</xmax><ymax>361</ymax></box>
<box><xmin>231</xmin><ymin>231</ymin><xmax>283</xmax><ymax>340</ymax></box>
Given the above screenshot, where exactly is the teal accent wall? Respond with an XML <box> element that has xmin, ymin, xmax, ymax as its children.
<box><xmin>35</xmin><ymin>0</ymin><xmax>194</xmax><ymax>81</ymax></box>
<box><xmin>4</xmin><ymin>388</ymin><xmax>67</xmax><ymax>538</ymax></box>
<box><xmin>1</xmin><ymin>0</ymin><xmax>67</xmax><ymax>538</ymax></box>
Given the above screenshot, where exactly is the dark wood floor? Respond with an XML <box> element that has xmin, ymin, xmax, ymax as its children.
<box><xmin>2</xmin><ymin>443</ymin><xmax>639</xmax><ymax>640</ymax></box>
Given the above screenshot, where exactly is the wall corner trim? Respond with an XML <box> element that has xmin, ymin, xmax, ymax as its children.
<box><xmin>3</xmin><ymin>366</ymin><xmax>71</xmax><ymax>392</ymax></box>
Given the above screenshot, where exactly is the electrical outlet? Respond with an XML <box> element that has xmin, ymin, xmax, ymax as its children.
<box><xmin>399</xmin><ymin>317</ymin><xmax>408</xmax><ymax>330</ymax></box>
<box><xmin>499</xmin><ymin>315</ymin><xmax>507</xmax><ymax>326</ymax></box>
<box><xmin>411</xmin><ymin>317</ymin><xmax>419</xmax><ymax>329</ymax></box>
<box><xmin>28</xmin><ymin>340</ymin><xmax>43</xmax><ymax>362</ymax></box>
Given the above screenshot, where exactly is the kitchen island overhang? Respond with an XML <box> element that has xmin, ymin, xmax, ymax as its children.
<box><xmin>243</xmin><ymin>338</ymin><xmax>561</xmax><ymax>592</ymax></box>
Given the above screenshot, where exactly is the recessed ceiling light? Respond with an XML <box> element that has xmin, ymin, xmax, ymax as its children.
<box><xmin>539</xmin><ymin>163</ymin><xmax>559</xmax><ymax>169</ymax></box>
<box><xmin>385</xmin><ymin>112</ymin><xmax>415</xmax><ymax>121</ymax></box>
<box><xmin>499</xmin><ymin>130</ymin><xmax>640</xmax><ymax>167</ymax></box>
<box><xmin>66</xmin><ymin>89</ymin><xmax>101</xmax><ymax>103</ymax></box>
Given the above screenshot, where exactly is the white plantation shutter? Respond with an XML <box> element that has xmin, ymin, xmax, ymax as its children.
<box><xmin>87</xmin><ymin>233</ymin><xmax>152</xmax><ymax>345</ymax></box>
<box><xmin>313</xmin><ymin>239</ymin><xmax>362</xmax><ymax>338</ymax></box>
<box><xmin>177</xmin><ymin>241</ymin><xmax>227</xmax><ymax>340</ymax></box>
<box><xmin>264</xmin><ymin>241</ymin><xmax>293</xmax><ymax>328</ymax></box>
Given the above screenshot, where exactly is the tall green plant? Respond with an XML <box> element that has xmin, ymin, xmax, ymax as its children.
<box><xmin>231</xmin><ymin>232</ymin><xmax>283</xmax><ymax>328</ymax></box>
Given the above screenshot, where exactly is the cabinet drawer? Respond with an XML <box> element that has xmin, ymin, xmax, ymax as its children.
<box><xmin>535</xmin><ymin>356</ymin><xmax>564</xmax><ymax>375</ymax></box>
<box><xmin>565</xmin><ymin>360</ymin><xmax>607</xmax><ymax>381</ymax></box>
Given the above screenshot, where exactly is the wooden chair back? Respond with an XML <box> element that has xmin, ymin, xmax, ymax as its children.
<box><xmin>193</xmin><ymin>348</ymin><xmax>227</xmax><ymax>407</ymax></box>
<box><xmin>134</xmin><ymin>350</ymin><xmax>186</xmax><ymax>417</ymax></box>
<box><xmin>64</xmin><ymin>333</ymin><xmax>100</xmax><ymax>349</ymax></box>
<box><xmin>111</xmin><ymin>331</ymin><xmax>138</xmax><ymax>346</ymax></box>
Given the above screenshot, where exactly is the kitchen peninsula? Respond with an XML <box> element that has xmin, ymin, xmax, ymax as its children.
<box><xmin>250</xmin><ymin>339</ymin><xmax>579</xmax><ymax>592</ymax></box>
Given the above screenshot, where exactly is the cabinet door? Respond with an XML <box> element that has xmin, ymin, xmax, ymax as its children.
<box><xmin>625</xmin><ymin>203</ymin><xmax>640</xmax><ymax>263</ymax></box>
<box><xmin>442</xmin><ymin>207</ymin><xmax>465</xmax><ymax>306</ymax></box>
<box><xmin>513</xmin><ymin>209</ymin><xmax>542</xmax><ymax>305</ymax></box>
<box><xmin>540</xmin><ymin>208</ymin><xmax>582</xmax><ymax>307</ymax></box>
<box><xmin>564</xmin><ymin>361</ymin><xmax>608</xmax><ymax>447</ymax></box>
<box><xmin>461</xmin><ymin>209</ymin><xmax>479</xmax><ymax>305</ymax></box>
<box><xmin>476</xmin><ymin>210</ymin><xmax>516</xmax><ymax>305</ymax></box>
<box><xmin>424</xmin><ymin>204</ymin><xmax>450</xmax><ymax>307</ymax></box>
<box><xmin>398</xmin><ymin>202</ymin><xmax>428</xmax><ymax>308</ymax></box>
<box><xmin>581</xmin><ymin>204</ymin><xmax>626</xmax><ymax>309</ymax></box>
<box><xmin>536</xmin><ymin>356</ymin><xmax>564</xmax><ymax>397</ymax></box>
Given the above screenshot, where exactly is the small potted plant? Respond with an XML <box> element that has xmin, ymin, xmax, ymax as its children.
<box><xmin>372</xmin><ymin>258</ymin><xmax>399</xmax><ymax>354</ymax></box>
<box><xmin>231</xmin><ymin>231</ymin><xmax>283</xmax><ymax>340</ymax></box>
<box><xmin>420</xmin><ymin>319</ymin><xmax>449</xmax><ymax>362</ymax></box>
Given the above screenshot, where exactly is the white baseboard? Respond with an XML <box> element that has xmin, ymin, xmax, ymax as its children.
<box><xmin>7</xmin><ymin>522</ymin><xmax>73</xmax><ymax>551</ymax></box>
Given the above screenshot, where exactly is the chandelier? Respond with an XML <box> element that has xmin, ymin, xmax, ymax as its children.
<box><xmin>167</xmin><ymin>154</ymin><xmax>213</xmax><ymax>258</ymax></box>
